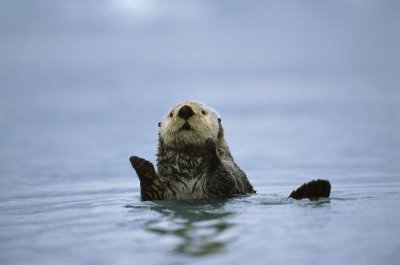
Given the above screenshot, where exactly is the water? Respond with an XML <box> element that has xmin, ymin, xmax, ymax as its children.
<box><xmin>1</xmin><ymin>1</ymin><xmax>399</xmax><ymax>265</ymax></box>
<box><xmin>1</xmin><ymin>184</ymin><xmax>399</xmax><ymax>265</ymax></box>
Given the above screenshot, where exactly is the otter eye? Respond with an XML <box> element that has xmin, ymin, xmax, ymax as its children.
<box><xmin>201</xmin><ymin>110</ymin><xmax>207</xmax><ymax>115</ymax></box>
<box><xmin>169</xmin><ymin>112</ymin><xmax>173</xmax><ymax>118</ymax></box>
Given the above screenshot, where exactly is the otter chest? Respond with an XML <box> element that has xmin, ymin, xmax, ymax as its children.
<box><xmin>158</xmin><ymin>153</ymin><xmax>209</xmax><ymax>199</ymax></box>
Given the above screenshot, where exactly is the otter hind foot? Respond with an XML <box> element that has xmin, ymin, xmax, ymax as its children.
<box><xmin>289</xmin><ymin>179</ymin><xmax>331</xmax><ymax>200</ymax></box>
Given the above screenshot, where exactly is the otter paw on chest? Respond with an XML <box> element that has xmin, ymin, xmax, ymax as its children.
<box><xmin>129</xmin><ymin>100</ymin><xmax>331</xmax><ymax>201</ymax></box>
<box><xmin>129</xmin><ymin>100</ymin><xmax>255</xmax><ymax>201</ymax></box>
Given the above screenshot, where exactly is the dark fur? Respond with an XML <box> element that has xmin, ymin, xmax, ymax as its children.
<box><xmin>130</xmin><ymin>103</ymin><xmax>330</xmax><ymax>201</ymax></box>
<box><xmin>130</xmin><ymin>122</ymin><xmax>255</xmax><ymax>200</ymax></box>
<box><xmin>289</xmin><ymin>179</ymin><xmax>331</xmax><ymax>199</ymax></box>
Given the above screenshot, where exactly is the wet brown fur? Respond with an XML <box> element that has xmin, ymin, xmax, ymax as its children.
<box><xmin>130</xmin><ymin>101</ymin><xmax>331</xmax><ymax>201</ymax></box>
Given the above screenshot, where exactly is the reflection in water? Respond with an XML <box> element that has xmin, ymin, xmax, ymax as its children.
<box><xmin>145</xmin><ymin>200</ymin><xmax>234</xmax><ymax>256</ymax></box>
<box><xmin>125</xmin><ymin>195</ymin><xmax>333</xmax><ymax>257</ymax></box>
<box><xmin>292</xmin><ymin>197</ymin><xmax>332</xmax><ymax>208</ymax></box>
<box><xmin>308</xmin><ymin>198</ymin><xmax>331</xmax><ymax>207</ymax></box>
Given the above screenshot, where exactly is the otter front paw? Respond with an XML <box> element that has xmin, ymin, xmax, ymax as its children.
<box><xmin>203</xmin><ymin>138</ymin><xmax>221</xmax><ymax>168</ymax></box>
<box><xmin>204</xmin><ymin>138</ymin><xmax>216</xmax><ymax>154</ymax></box>
<box><xmin>129</xmin><ymin>156</ymin><xmax>157</xmax><ymax>182</ymax></box>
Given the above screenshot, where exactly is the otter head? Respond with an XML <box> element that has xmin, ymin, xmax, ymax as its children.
<box><xmin>158</xmin><ymin>101</ymin><xmax>222</xmax><ymax>148</ymax></box>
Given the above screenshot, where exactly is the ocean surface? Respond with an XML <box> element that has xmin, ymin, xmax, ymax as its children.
<box><xmin>1</xmin><ymin>1</ymin><xmax>399</xmax><ymax>265</ymax></box>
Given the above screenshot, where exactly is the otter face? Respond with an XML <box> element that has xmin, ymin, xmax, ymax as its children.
<box><xmin>159</xmin><ymin>101</ymin><xmax>221</xmax><ymax>148</ymax></box>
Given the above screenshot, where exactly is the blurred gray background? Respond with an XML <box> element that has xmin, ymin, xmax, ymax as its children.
<box><xmin>1</xmin><ymin>1</ymin><xmax>400</xmax><ymax>265</ymax></box>
<box><xmin>0</xmin><ymin>0</ymin><xmax>399</xmax><ymax>189</ymax></box>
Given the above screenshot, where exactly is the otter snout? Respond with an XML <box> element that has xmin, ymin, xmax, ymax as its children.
<box><xmin>177</xmin><ymin>105</ymin><xmax>195</xmax><ymax>120</ymax></box>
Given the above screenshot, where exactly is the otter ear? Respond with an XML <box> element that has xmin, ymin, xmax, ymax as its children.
<box><xmin>217</xmin><ymin>119</ymin><xmax>224</xmax><ymax>138</ymax></box>
<box><xmin>158</xmin><ymin>122</ymin><xmax>161</xmax><ymax>127</ymax></box>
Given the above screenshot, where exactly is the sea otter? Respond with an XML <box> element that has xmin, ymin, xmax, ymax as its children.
<box><xmin>130</xmin><ymin>101</ymin><xmax>330</xmax><ymax>201</ymax></box>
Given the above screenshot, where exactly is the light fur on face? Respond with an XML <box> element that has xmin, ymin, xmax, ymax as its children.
<box><xmin>159</xmin><ymin>101</ymin><xmax>220</xmax><ymax>148</ymax></box>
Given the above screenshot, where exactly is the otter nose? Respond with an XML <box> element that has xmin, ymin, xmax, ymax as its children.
<box><xmin>177</xmin><ymin>105</ymin><xmax>195</xmax><ymax>120</ymax></box>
